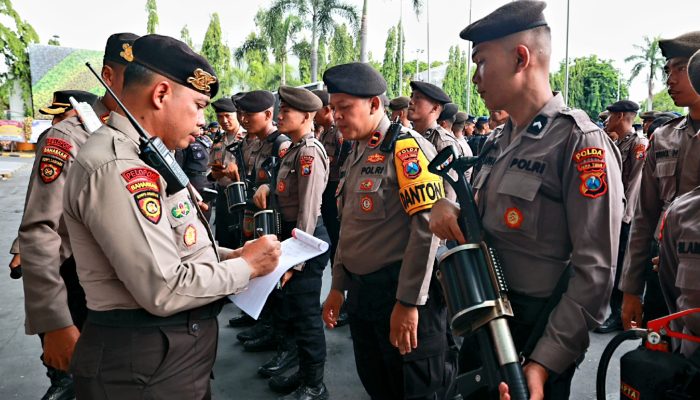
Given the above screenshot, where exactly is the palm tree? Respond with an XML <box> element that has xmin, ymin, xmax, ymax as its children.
<box><xmin>269</xmin><ymin>0</ymin><xmax>358</xmax><ymax>82</ymax></box>
<box><xmin>625</xmin><ymin>36</ymin><xmax>664</xmax><ymax>111</ymax></box>
<box><xmin>257</xmin><ymin>9</ymin><xmax>303</xmax><ymax>86</ymax></box>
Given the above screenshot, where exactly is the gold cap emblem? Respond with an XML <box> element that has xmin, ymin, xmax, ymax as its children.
<box><xmin>187</xmin><ymin>68</ymin><xmax>217</xmax><ymax>92</ymax></box>
<box><xmin>120</xmin><ymin>43</ymin><xmax>134</xmax><ymax>62</ymax></box>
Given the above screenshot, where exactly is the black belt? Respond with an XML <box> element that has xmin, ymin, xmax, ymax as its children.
<box><xmin>86</xmin><ymin>301</ymin><xmax>223</xmax><ymax>328</ymax></box>
<box><xmin>344</xmin><ymin>261</ymin><xmax>401</xmax><ymax>285</ymax></box>
<box><xmin>186</xmin><ymin>171</ymin><xmax>208</xmax><ymax>177</ymax></box>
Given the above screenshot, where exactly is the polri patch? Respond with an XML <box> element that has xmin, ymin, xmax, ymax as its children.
<box><xmin>360</xmin><ymin>195</ymin><xmax>374</xmax><ymax>212</ymax></box>
<box><xmin>300</xmin><ymin>155</ymin><xmax>314</xmax><ymax>176</ymax></box>
<box><xmin>368</xmin><ymin>131</ymin><xmax>381</xmax><ymax>148</ymax></box>
<box><xmin>184</xmin><ymin>225</ymin><xmax>197</xmax><ymax>247</ymax></box>
<box><xmin>504</xmin><ymin>208</ymin><xmax>523</xmax><ymax>229</ymax></box>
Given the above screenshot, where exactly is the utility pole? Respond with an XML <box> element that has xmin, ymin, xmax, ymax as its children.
<box><xmin>465</xmin><ymin>0</ymin><xmax>473</xmax><ymax>115</ymax></box>
<box><xmin>564</xmin><ymin>0</ymin><xmax>571</xmax><ymax>104</ymax></box>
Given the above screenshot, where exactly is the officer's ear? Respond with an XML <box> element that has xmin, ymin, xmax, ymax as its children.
<box><xmin>368</xmin><ymin>96</ymin><xmax>381</xmax><ymax>114</ymax></box>
<box><xmin>264</xmin><ymin>108</ymin><xmax>273</xmax><ymax>122</ymax></box>
<box><xmin>150</xmin><ymin>80</ymin><xmax>172</xmax><ymax>110</ymax></box>
<box><xmin>102</xmin><ymin>65</ymin><xmax>114</xmax><ymax>87</ymax></box>
<box><xmin>514</xmin><ymin>44</ymin><xmax>531</xmax><ymax>72</ymax></box>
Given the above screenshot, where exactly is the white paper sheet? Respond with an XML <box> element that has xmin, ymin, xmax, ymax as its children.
<box><xmin>229</xmin><ymin>229</ymin><xmax>329</xmax><ymax>319</ymax></box>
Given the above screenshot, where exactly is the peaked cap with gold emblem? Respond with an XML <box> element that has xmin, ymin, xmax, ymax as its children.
<box><xmin>131</xmin><ymin>34</ymin><xmax>219</xmax><ymax>97</ymax></box>
<box><xmin>103</xmin><ymin>32</ymin><xmax>139</xmax><ymax>65</ymax></box>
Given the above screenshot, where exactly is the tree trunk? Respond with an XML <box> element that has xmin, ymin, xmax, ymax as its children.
<box><xmin>311</xmin><ymin>12</ymin><xmax>319</xmax><ymax>83</ymax></box>
<box><xmin>647</xmin><ymin>69</ymin><xmax>654</xmax><ymax>112</ymax></box>
<box><xmin>360</xmin><ymin>0</ymin><xmax>369</xmax><ymax>63</ymax></box>
<box><xmin>282</xmin><ymin>53</ymin><xmax>287</xmax><ymax>86</ymax></box>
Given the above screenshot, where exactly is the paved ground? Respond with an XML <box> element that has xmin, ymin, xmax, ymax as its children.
<box><xmin>0</xmin><ymin>155</ymin><xmax>636</xmax><ymax>399</ymax></box>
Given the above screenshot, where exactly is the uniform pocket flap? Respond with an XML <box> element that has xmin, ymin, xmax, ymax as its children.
<box><xmin>355</xmin><ymin>177</ymin><xmax>383</xmax><ymax>193</ymax></box>
<box><xmin>655</xmin><ymin>160</ymin><xmax>677</xmax><ymax>177</ymax></box>
<box><xmin>497</xmin><ymin>173</ymin><xmax>542</xmax><ymax>201</ymax></box>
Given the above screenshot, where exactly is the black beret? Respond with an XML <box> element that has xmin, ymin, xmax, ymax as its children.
<box><xmin>438</xmin><ymin>103</ymin><xmax>459</xmax><ymax>121</ymax></box>
<box><xmin>476</xmin><ymin>116</ymin><xmax>489</xmax><ymax>126</ymax></box>
<box><xmin>278</xmin><ymin>86</ymin><xmax>323</xmax><ymax>112</ymax></box>
<box><xmin>312</xmin><ymin>89</ymin><xmax>330</xmax><ymax>107</ymax></box>
<box><xmin>380</xmin><ymin>94</ymin><xmax>391</xmax><ymax>108</ymax></box>
<box><xmin>211</xmin><ymin>97</ymin><xmax>236</xmax><ymax>113</ymax></box>
<box><xmin>659</xmin><ymin>31</ymin><xmax>700</xmax><ymax>60</ymax></box>
<box><xmin>460</xmin><ymin>1</ymin><xmax>548</xmax><ymax>46</ymax></box>
<box><xmin>606</xmin><ymin>100</ymin><xmax>639</xmax><ymax>113</ymax></box>
<box><xmin>207</xmin><ymin>121</ymin><xmax>220</xmax><ymax>129</ymax></box>
<box><xmin>323</xmin><ymin>62</ymin><xmax>387</xmax><ymax>97</ymax></box>
<box><xmin>648</xmin><ymin>116</ymin><xmax>674</xmax><ymax>135</ymax></box>
<box><xmin>454</xmin><ymin>111</ymin><xmax>469</xmax><ymax>124</ymax></box>
<box><xmin>389</xmin><ymin>96</ymin><xmax>410</xmax><ymax>110</ymax></box>
<box><xmin>639</xmin><ymin>110</ymin><xmax>659</xmax><ymax>120</ymax></box>
<box><xmin>236</xmin><ymin>90</ymin><xmax>276</xmax><ymax>113</ymax></box>
<box><xmin>690</xmin><ymin>50</ymin><xmax>700</xmax><ymax>95</ymax></box>
<box><xmin>40</xmin><ymin>90</ymin><xmax>98</xmax><ymax>115</ymax></box>
<box><xmin>410</xmin><ymin>81</ymin><xmax>451</xmax><ymax>104</ymax></box>
<box><xmin>132</xmin><ymin>34</ymin><xmax>219</xmax><ymax>97</ymax></box>
<box><xmin>104</xmin><ymin>32</ymin><xmax>139</xmax><ymax>65</ymax></box>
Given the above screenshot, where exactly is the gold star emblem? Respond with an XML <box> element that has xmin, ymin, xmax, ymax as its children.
<box><xmin>120</xmin><ymin>43</ymin><xmax>134</xmax><ymax>62</ymax></box>
<box><xmin>187</xmin><ymin>68</ymin><xmax>217</xmax><ymax>92</ymax></box>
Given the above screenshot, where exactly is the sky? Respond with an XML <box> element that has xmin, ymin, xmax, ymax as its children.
<box><xmin>8</xmin><ymin>0</ymin><xmax>700</xmax><ymax>104</ymax></box>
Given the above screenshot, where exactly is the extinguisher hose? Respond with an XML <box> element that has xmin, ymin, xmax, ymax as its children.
<box><xmin>596</xmin><ymin>329</ymin><xmax>646</xmax><ymax>400</ymax></box>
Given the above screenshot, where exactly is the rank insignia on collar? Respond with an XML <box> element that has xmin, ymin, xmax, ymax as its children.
<box><xmin>171</xmin><ymin>201</ymin><xmax>192</xmax><ymax>218</ymax></box>
<box><xmin>187</xmin><ymin>68</ymin><xmax>217</xmax><ymax>92</ymax></box>
<box><xmin>367</xmin><ymin>131</ymin><xmax>381</xmax><ymax>148</ymax></box>
<box><xmin>184</xmin><ymin>225</ymin><xmax>197</xmax><ymax>247</ymax></box>
<box><xmin>527</xmin><ymin>115</ymin><xmax>547</xmax><ymax>135</ymax></box>
<box><xmin>120</xmin><ymin>43</ymin><xmax>134</xmax><ymax>62</ymax></box>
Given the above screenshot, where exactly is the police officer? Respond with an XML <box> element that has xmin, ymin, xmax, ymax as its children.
<box><xmin>18</xmin><ymin>89</ymin><xmax>98</xmax><ymax>400</ymax></box>
<box><xmin>389</xmin><ymin>96</ymin><xmax>412</xmax><ymax>128</ymax></box>
<box><xmin>234</xmin><ymin>90</ymin><xmax>292</xmax><ymax>351</ymax></box>
<box><xmin>62</xmin><ymin>34</ymin><xmax>280</xmax><ymax>399</ymax></box>
<box><xmin>208</xmin><ymin>97</ymin><xmax>244</xmax><ymax>248</ymax></box>
<box><xmin>429</xmin><ymin>2</ymin><xmax>624</xmax><ymax>398</ymax></box>
<box><xmin>452</xmin><ymin>111</ymin><xmax>474</xmax><ymax>182</ymax></box>
<box><xmin>254</xmin><ymin>86</ymin><xmax>330</xmax><ymax>400</ymax></box>
<box><xmin>596</xmin><ymin>100</ymin><xmax>648</xmax><ymax>334</ymax></box>
<box><xmin>620</xmin><ymin>31</ymin><xmax>700</xmax><ymax>331</ymax></box>
<box><xmin>639</xmin><ymin>110</ymin><xmax>659</xmax><ymax>135</ymax></box>
<box><xmin>180</xmin><ymin>126</ymin><xmax>214</xmax><ymax>220</ymax></box>
<box><xmin>408</xmin><ymin>81</ymin><xmax>463</xmax><ymax>200</ymax></box>
<box><xmin>321</xmin><ymin>62</ymin><xmax>455</xmax><ymax>400</ymax></box>
<box><xmin>657</xmin><ymin>49</ymin><xmax>700</xmax><ymax>358</ymax></box>
<box><xmin>437</xmin><ymin>102</ymin><xmax>459</xmax><ymax>132</ymax></box>
<box><xmin>489</xmin><ymin>109</ymin><xmax>509</xmax><ymax>130</ymax></box>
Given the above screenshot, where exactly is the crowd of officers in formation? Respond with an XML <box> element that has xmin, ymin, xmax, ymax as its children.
<box><xmin>6</xmin><ymin>1</ymin><xmax>700</xmax><ymax>399</ymax></box>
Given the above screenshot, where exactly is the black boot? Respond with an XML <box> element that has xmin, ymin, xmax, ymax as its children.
<box><xmin>595</xmin><ymin>313</ymin><xmax>622</xmax><ymax>334</ymax></box>
<box><xmin>237</xmin><ymin>320</ymin><xmax>271</xmax><ymax>342</ymax></box>
<box><xmin>258</xmin><ymin>347</ymin><xmax>299</xmax><ymax>377</ymax></box>
<box><xmin>269</xmin><ymin>369</ymin><xmax>302</xmax><ymax>394</ymax></box>
<box><xmin>42</xmin><ymin>369</ymin><xmax>75</xmax><ymax>400</ymax></box>
<box><xmin>243</xmin><ymin>330</ymin><xmax>277</xmax><ymax>352</ymax></box>
<box><xmin>228</xmin><ymin>313</ymin><xmax>256</xmax><ymax>328</ymax></box>
<box><xmin>280</xmin><ymin>362</ymin><xmax>328</xmax><ymax>400</ymax></box>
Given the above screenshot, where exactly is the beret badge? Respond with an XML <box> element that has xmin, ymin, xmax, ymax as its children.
<box><xmin>187</xmin><ymin>68</ymin><xmax>217</xmax><ymax>93</ymax></box>
<box><xmin>120</xmin><ymin>43</ymin><xmax>134</xmax><ymax>62</ymax></box>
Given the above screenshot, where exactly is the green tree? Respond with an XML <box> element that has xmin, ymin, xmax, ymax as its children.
<box><xmin>625</xmin><ymin>36</ymin><xmax>664</xmax><ymax>112</ymax></box>
<box><xmin>551</xmin><ymin>55</ymin><xmax>628</xmax><ymax>119</ymax></box>
<box><xmin>233</xmin><ymin>32</ymin><xmax>286</xmax><ymax>91</ymax></box>
<box><xmin>466</xmin><ymin>65</ymin><xmax>488</xmax><ymax>117</ymax></box>
<box><xmin>201</xmin><ymin>13</ymin><xmax>233</xmax><ymax>119</ymax></box>
<box><xmin>442</xmin><ymin>46</ymin><xmax>462</xmax><ymax>108</ymax></box>
<box><xmin>180</xmin><ymin>25</ymin><xmax>193</xmax><ymax>48</ymax></box>
<box><xmin>329</xmin><ymin>24</ymin><xmax>355</xmax><ymax>67</ymax></box>
<box><xmin>640</xmin><ymin>90</ymin><xmax>685</xmax><ymax>114</ymax></box>
<box><xmin>317</xmin><ymin>38</ymin><xmax>328</xmax><ymax>76</ymax></box>
<box><xmin>269</xmin><ymin>0</ymin><xmax>358</xmax><ymax>82</ymax></box>
<box><xmin>0</xmin><ymin>0</ymin><xmax>40</xmax><ymax>116</ymax></box>
<box><xmin>292</xmin><ymin>39</ymin><xmax>312</xmax><ymax>83</ymax></box>
<box><xmin>257</xmin><ymin>8</ymin><xmax>303</xmax><ymax>86</ymax></box>
<box><xmin>381</xmin><ymin>26</ymin><xmax>398</xmax><ymax>98</ymax></box>
<box><xmin>48</xmin><ymin>35</ymin><xmax>60</xmax><ymax>46</ymax></box>
<box><xmin>145</xmin><ymin>0</ymin><xmax>158</xmax><ymax>34</ymax></box>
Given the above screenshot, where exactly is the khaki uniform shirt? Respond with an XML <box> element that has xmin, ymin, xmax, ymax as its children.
<box><xmin>208</xmin><ymin>130</ymin><xmax>240</xmax><ymax>187</ymax></box>
<box><xmin>10</xmin><ymin>237</ymin><xmax>19</xmax><ymax>254</ymax></box>
<box><xmin>425</xmin><ymin>123</ymin><xmax>462</xmax><ymax>200</ymax></box>
<box><xmin>242</xmin><ymin>134</ymin><xmax>258</xmax><ymax>178</ymax></box>
<box><xmin>276</xmin><ymin>133</ymin><xmax>329</xmax><ymax>234</ymax></box>
<box><xmin>249</xmin><ymin>131</ymin><xmax>292</xmax><ymax>186</ymax></box>
<box><xmin>63</xmin><ymin>112</ymin><xmax>251</xmax><ymax>316</ymax></box>
<box><xmin>621</xmin><ymin>116</ymin><xmax>700</xmax><ymax>295</ymax></box>
<box><xmin>18</xmin><ymin>116</ymin><xmax>92</xmax><ymax>334</ymax></box>
<box><xmin>616</xmin><ymin>131</ymin><xmax>648</xmax><ymax>224</ymax></box>
<box><xmin>319</xmin><ymin>125</ymin><xmax>343</xmax><ymax>182</ymax></box>
<box><xmin>472</xmin><ymin>94</ymin><xmax>624</xmax><ymax>373</ymax></box>
<box><xmin>658</xmin><ymin>187</ymin><xmax>700</xmax><ymax>357</ymax></box>
<box><xmin>456</xmin><ymin>137</ymin><xmax>474</xmax><ymax>182</ymax></box>
<box><xmin>331</xmin><ymin>116</ymin><xmax>443</xmax><ymax>305</ymax></box>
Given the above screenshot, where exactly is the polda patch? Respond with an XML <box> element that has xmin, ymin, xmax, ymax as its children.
<box><xmin>300</xmin><ymin>155</ymin><xmax>314</xmax><ymax>176</ymax></box>
<box><xmin>573</xmin><ymin>147</ymin><xmax>608</xmax><ymax>199</ymax></box>
<box><xmin>633</xmin><ymin>143</ymin><xmax>646</xmax><ymax>160</ymax></box>
<box><xmin>397</xmin><ymin>146</ymin><xmax>422</xmax><ymax>179</ymax></box>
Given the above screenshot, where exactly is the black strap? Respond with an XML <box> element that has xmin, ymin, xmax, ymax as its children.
<box><xmin>521</xmin><ymin>263</ymin><xmax>572</xmax><ymax>358</ymax></box>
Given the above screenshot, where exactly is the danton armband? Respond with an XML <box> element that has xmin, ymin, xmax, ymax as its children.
<box><xmin>393</xmin><ymin>136</ymin><xmax>444</xmax><ymax>215</ymax></box>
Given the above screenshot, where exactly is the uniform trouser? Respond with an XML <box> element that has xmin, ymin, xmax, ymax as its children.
<box><xmin>458</xmin><ymin>293</ymin><xmax>578</xmax><ymax>399</ymax></box>
<box><xmin>320</xmin><ymin>181</ymin><xmax>340</xmax><ymax>264</ymax></box>
<box><xmin>643</xmin><ymin>241</ymin><xmax>669</xmax><ymax>326</ymax></box>
<box><xmin>609</xmin><ymin>222</ymin><xmax>632</xmax><ymax>316</ymax></box>
<box><xmin>274</xmin><ymin>221</ymin><xmax>330</xmax><ymax>370</ymax></box>
<box><xmin>40</xmin><ymin>256</ymin><xmax>87</xmax><ymax>374</ymax></box>
<box><xmin>346</xmin><ymin>265</ymin><xmax>455</xmax><ymax>400</ymax></box>
<box><xmin>214</xmin><ymin>188</ymin><xmax>240</xmax><ymax>248</ymax></box>
<box><xmin>70</xmin><ymin>318</ymin><xmax>218</xmax><ymax>400</ymax></box>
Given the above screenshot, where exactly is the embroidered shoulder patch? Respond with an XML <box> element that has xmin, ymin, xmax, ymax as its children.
<box><xmin>38</xmin><ymin>138</ymin><xmax>73</xmax><ymax>184</ymax></box>
<box><xmin>300</xmin><ymin>155</ymin><xmax>314</xmax><ymax>176</ymax></box>
<box><xmin>394</xmin><ymin>136</ymin><xmax>444</xmax><ymax>215</ymax></box>
<box><xmin>573</xmin><ymin>147</ymin><xmax>608</xmax><ymax>199</ymax></box>
<box><xmin>121</xmin><ymin>167</ymin><xmax>162</xmax><ymax>224</ymax></box>
<box><xmin>633</xmin><ymin>143</ymin><xmax>647</xmax><ymax>160</ymax></box>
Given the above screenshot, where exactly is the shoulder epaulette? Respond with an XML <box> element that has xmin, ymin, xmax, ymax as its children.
<box><xmin>560</xmin><ymin>108</ymin><xmax>600</xmax><ymax>134</ymax></box>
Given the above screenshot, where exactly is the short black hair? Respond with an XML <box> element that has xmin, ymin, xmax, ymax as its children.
<box><xmin>123</xmin><ymin>61</ymin><xmax>157</xmax><ymax>89</ymax></box>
